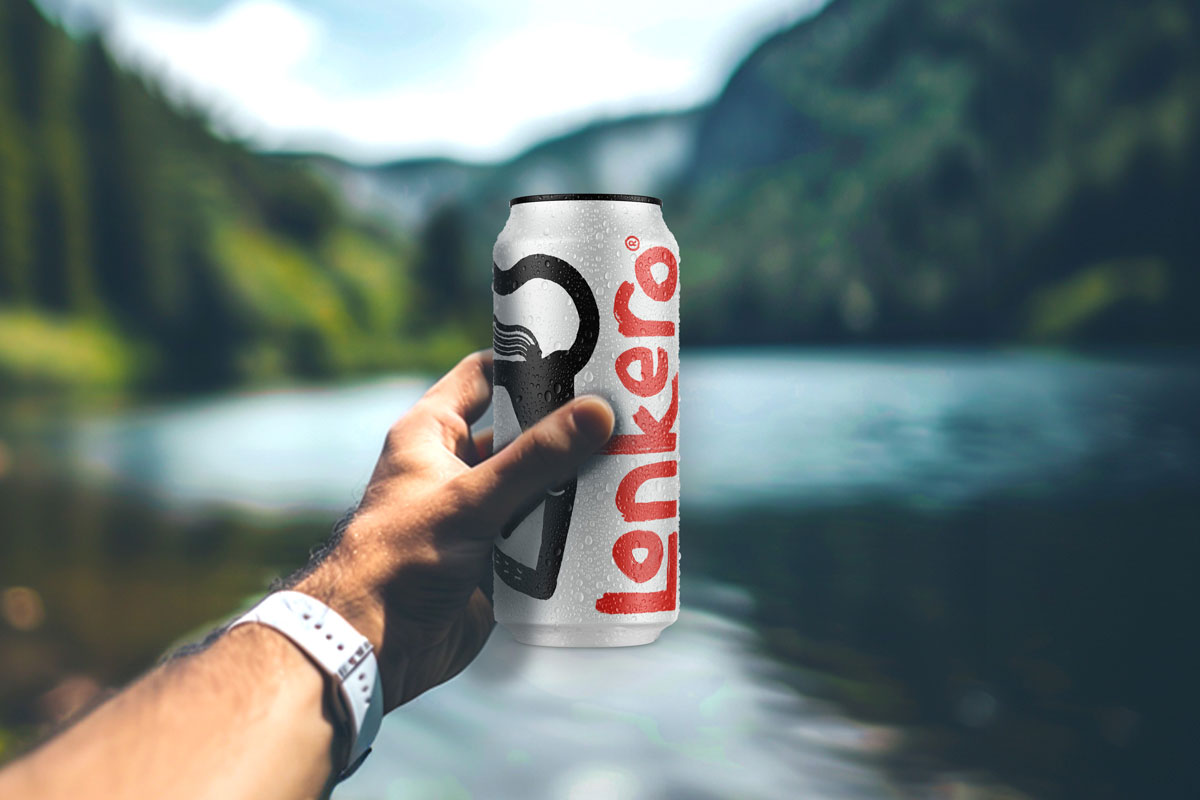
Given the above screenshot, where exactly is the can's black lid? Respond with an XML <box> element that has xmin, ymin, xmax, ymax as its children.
<box><xmin>510</xmin><ymin>193</ymin><xmax>662</xmax><ymax>206</ymax></box>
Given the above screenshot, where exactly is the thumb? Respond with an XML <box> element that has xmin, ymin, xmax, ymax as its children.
<box><xmin>463</xmin><ymin>395</ymin><xmax>614</xmax><ymax>525</ymax></box>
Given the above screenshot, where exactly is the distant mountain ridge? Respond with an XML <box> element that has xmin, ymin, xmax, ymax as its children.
<box><xmin>312</xmin><ymin>0</ymin><xmax>1200</xmax><ymax>346</ymax></box>
<box><xmin>297</xmin><ymin>109</ymin><xmax>701</xmax><ymax>229</ymax></box>
<box><xmin>3</xmin><ymin>0</ymin><xmax>1198</xmax><ymax>397</ymax></box>
<box><xmin>281</xmin><ymin>109</ymin><xmax>703</xmax><ymax>324</ymax></box>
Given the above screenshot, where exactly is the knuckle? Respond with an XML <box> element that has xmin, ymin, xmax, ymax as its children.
<box><xmin>474</xmin><ymin>350</ymin><xmax>494</xmax><ymax>380</ymax></box>
<box><xmin>431</xmin><ymin>404</ymin><xmax>471</xmax><ymax>441</ymax></box>
<box><xmin>466</xmin><ymin>348</ymin><xmax>493</xmax><ymax>369</ymax></box>
<box><xmin>463</xmin><ymin>350</ymin><xmax>494</xmax><ymax>389</ymax></box>
<box><xmin>442</xmin><ymin>476</ymin><xmax>479</xmax><ymax>512</ymax></box>
<box><xmin>400</xmin><ymin>540</ymin><xmax>442</xmax><ymax>573</ymax></box>
<box><xmin>434</xmin><ymin>478</ymin><xmax>491</xmax><ymax>534</ymax></box>
<box><xmin>382</xmin><ymin>425</ymin><xmax>405</xmax><ymax>455</ymax></box>
<box><xmin>415</xmin><ymin>539</ymin><xmax>443</xmax><ymax>566</ymax></box>
<box><xmin>447</xmin><ymin>351</ymin><xmax>486</xmax><ymax>389</ymax></box>
<box><xmin>460</xmin><ymin>350</ymin><xmax>487</xmax><ymax>372</ymax></box>
<box><xmin>445</xmin><ymin>476</ymin><xmax>487</xmax><ymax>517</ymax></box>
<box><xmin>526</xmin><ymin>424</ymin><xmax>569</xmax><ymax>472</ymax></box>
<box><xmin>408</xmin><ymin>397</ymin><xmax>435</xmax><ymax>419</ymax></box>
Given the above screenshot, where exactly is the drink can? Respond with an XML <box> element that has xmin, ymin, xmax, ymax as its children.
<box><xmin>491</xmin><ymin>193</ymin><xmax>680</xmax><ymax>647</ymax></box>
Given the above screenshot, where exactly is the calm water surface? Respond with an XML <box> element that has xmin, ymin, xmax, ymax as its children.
<box><xmin>8</xmin><ymin>349</ymin><xmax>1199</xmax><ymax>798</ymax></box>
<box><xmin>66</xmin><ymin>349</ymin><xmax>1199</xmax><ymax>513</ymax></box>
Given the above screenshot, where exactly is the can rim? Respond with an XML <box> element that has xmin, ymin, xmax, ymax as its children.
<box><xmin>510</xmin><ymin>193</ymin><xmax>662</xmax><ymax>207</ymax></box>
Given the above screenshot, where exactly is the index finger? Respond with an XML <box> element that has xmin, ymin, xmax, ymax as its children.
<box><xmin>415</xmin><ymin>349</ymin><xmax>494</xmax><ymax>429</ymax></box>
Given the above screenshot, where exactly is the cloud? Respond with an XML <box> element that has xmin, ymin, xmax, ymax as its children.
<box><xmin>107</xmin><ymin>0</ymin><xmax>325</xmax><ymax>134</ymax></box>
<box><xmin>80</xmin><ymin>0</ymin><xmax>824</xmax><ymax>162</ymax></box>
<box><xmin>277</xmin><ymin>21</ymin><xmax>700</xmax><ymax>161</ymax></box>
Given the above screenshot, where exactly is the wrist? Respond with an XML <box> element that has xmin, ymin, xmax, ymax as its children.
<box><xmin>294</xmin><ymin>560</ymin><xmax>387</xmax><ymax>653</ymax></box>
<box><xmin>228</xmin><ymin>590</ymin><xmax>386</xmax><ymax>780</ymax></box>
<box><xmin>292</xmin><ymin>563</ymin><xmax>410</xmax><ymax>709</ymax></box>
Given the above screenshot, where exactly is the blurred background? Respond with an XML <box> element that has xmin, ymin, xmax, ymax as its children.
<box><xmin>1</xmin><ymin>0</ymin><xmax>1198</xmax><ymax>797</ymax></box>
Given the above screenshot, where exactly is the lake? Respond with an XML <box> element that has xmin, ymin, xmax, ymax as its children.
<box><xmin>2</xmin><ymin>349</ymin><xmax>1197</xmax><ymax>799</ymax></box>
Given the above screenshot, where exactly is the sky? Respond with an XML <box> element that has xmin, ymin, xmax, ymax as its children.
<box><xmin>41</xmin><ymin>0</ymin><xmax>824</xmax><ymax>163</ymax></box>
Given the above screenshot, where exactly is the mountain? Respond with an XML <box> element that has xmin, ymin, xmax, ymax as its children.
<box><xmin>669</xmin><ymin>0</ymin><xmax>1200</xmax><ymax>344</ymax></box>
<box><xmin>0</xmin><ymin>0</ymin><xmax>476</xmax><ymax>394</ymax></box>
<box><xmin>4</xmin><ymin>0</ymin><xmax>1198</xmax><ymax>396</ymax></box>
<box><xmin>303</xmin><ymin>110</ymin><xmax>701</xmax><ymax>229</ymax></box>
<box><xmin>322</xmin><ymin>0</ymin><xmax>1200</xmax><ymax>348</ymax></box>
<box><xmin>287</xmin><ymin>110</ymin><xmax>702</xmax><ymax>316</ymax></box>
<box><xmin>303</xmin><ymin>155</ymin><xmax>490</xmax><ymax>232</ymax></box>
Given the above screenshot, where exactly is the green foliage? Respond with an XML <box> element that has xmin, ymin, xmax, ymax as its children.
<box><xmin>1024</xmin><ymin>257</ymin><xmax>1168</xmax><ymax>342</ymax></box>
<box><xmin>343</xmin><ymin>0</ymin><xmax>1200</xmax><ymax>349</ymax></box>
<box><xmin>4</xmin><ymin>0</ymin><xmax>1198</xmax><ymax>396</ymax></box>
<box><xmin>0</xmin><ymin>0</ymin><xmax>456</xmax><ymax>395</ymax></box>
<box><xmin>670</xmin><ymin>0</ymin><xmax>1200</xmax><ymax>344</ymax></box>
<box><xmin>0</xmin><ymin>309</ymin><xmax>136</xmax><ymax>391</ymax></box>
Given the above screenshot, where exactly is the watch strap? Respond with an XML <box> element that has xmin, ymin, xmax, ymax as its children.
<box><xmin>229</xmin><ymin>591</ymin><xmax>384</xmax><ymax>778</ymax></box>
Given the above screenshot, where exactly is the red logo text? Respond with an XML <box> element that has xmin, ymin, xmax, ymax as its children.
<box><xmin>596</xmin><ymin>244</ymin><xmax>679</xmax><ymax>615</ymax></box>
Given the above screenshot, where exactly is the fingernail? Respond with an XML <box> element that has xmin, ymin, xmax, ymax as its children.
<box><xmin>571</xmin><ymin>396</ymin><xmax>615</xmax><ymax>444</ymax></box>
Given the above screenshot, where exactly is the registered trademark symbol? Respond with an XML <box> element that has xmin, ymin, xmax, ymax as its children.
<box><xmin>625</xmin><ymin>235</ymin><xmax>640</xmax><ymax>251</ymax></box>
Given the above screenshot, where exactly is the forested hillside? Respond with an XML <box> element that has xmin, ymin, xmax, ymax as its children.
<box><xmin>334</xmin><ymin>0</ymin><xmax>1200</xmax><ymax>348</ymax></box>
<box><xmin>0</xmin><ymin>0</ymin><xmax>478</xmax><ymax>394</ymax></box>
<box><xmin>3</xmin><ymin>0</ymin><xmax>1198</xmax><ymax>395</ymax></box>
<box><xmin>671</xmin><ymin>0</ymin><xmax>1200</xmax><ymax>344</ymax></box>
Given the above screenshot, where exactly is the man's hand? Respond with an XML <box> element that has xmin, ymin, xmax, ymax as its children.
<box><xmin>294</xmin><ymin>349</ymin><xmax>614</xmax><ymax>710</ymax></box>
<box><xmin>0</xmin><ymin>349</ymin><xmax>613</xmax><ymax>800</ymax></box>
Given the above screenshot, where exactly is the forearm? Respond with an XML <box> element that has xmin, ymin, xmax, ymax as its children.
<box><xmin>0</xmin><ymin>625</ymin><xmax>339</xmax><ymax>800</ymax></box>
<box><xmin>0</xmin><ymin>350</ymin><xmax>611</xmax><ymax>798</ymax></box>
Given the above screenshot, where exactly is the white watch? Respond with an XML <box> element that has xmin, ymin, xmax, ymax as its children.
<box><xmin>229</xmin><ymin>590</ymin><xmax>384</xmax><ymax>780</ymax></box>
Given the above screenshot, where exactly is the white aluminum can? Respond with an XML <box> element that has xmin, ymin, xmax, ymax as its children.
<box><xmin>492</xmin><ymin>193</ymin><xmax>680</xmax><ymax>647</ymax></box>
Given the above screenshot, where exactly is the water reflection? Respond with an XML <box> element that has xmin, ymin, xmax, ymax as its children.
<box><xmin>348</xmin><ymin>586</ymin><xmax>896</xmax><ymax>800</ymax></box>
<box><xmin>65</xmin><ymin>376</ymin><xmax>434</xmax><ymax>513</ymax></box>
<box><xmin>2</xmin><ymin>349</ymin><xmax>1198</xmax><ymax>798</ymax></box>
<box><xmin>60</xmin><ymin>351</ymin><xmax>1200</xmax><ymax>514</ymax></box>
<box><xmin>684</xmin><ymin>351</ymin><xmax>1200</xmax><ymax>508</ymax></box>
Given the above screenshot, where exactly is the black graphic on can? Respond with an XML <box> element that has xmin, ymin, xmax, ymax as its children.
<box><xmin>492</xmin><ymin>254</ymin><xmax>600</xmax><ymax>599</ymax></box>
